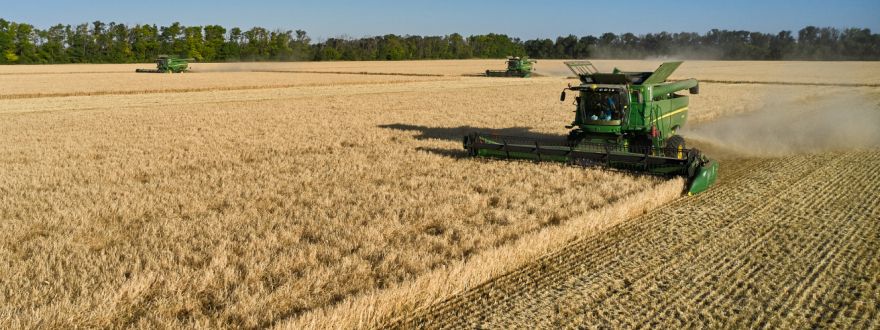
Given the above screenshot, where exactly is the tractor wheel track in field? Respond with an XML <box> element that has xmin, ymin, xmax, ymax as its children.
<box><xmin>387</xmin><ymin>151</ymin><xmax>880</xmax><ymax>328</ymax></box>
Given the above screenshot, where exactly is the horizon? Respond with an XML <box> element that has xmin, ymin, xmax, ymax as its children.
<box><xmin>3</xmin><ymin>0</ymin><xmax>879</xmax><ymax>40</ymax></box>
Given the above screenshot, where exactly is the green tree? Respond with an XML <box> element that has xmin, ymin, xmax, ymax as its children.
<box><xmin>91</xmin><ymin>21</ymin><xmax>110</xmax><ymax>61</ymax></box>
<box><xmin>131</xmin><ymin>24</ymin><xmax>159</xmax><ymax>62</ymax></box>
<box><xmin>184</xmin><ymin>26</ymin><xmax>204</xmax><ymax>60</ymax></box>
<box><xmin>13</xmin><ymin>22</ymin><xmax>39</xmax><ymax>63</ymax></box>
<box><xmin>840</xmin><ymin>28</ymin><xmax>874</xmax><ymax>60</ymax></box>
<box><xmin>291</xmin><ymin>30</ymin><xmax>312</xmax><ymax>60</ymax></box>
<box><xmin>38</xmin><ymin>24</ymin><xmax>68</xmax><ymax>63</ymax></box>
<box><xmin>379</xmin><ymin>35</ymin><xmax>406</xmax><ymax>60</ymax></box>
<box><xmin>0</xmin><ymin>19</ymin><xmax>17</xmax><ymax>63</ymax></box>
<box><xmin>596</xmin><ymin>32</ymin><xmax>618</xmax><ymax>58</ymax></box>
<box><xmin>65</xmin><ymin>23</ymin><xmax>92</xmax><ymax>63</ymax></box>
<box><xmin>768</xmin><ymin>31</ymin><xmax>794</xmax><ymax>60</ymax></box>
<box><xmin>468</xmin><ymin>34</ymin><xmax>523</xmax><ymax>58</ymax></box>
<box><xmin>225</xmin><ymin>27</ymin><xmax>243</xmax><ymax>61</ymax></box>
<box><xmin>203</xmin><ymin>25</ymin><xmax>226</xmax><ymax>61</ymax></box>
<box><xmin>243</xmin><ymin>27</ymin><xmax>270</xmax><ymax>60</ymax></box>
<box><xmin>269</xmin><ymin>30</ymin><xmax>293</xmax><ymax>60</ymax></box>
<box><xmin>576</xmin><ymin>36</ymin><xmax>596</xmax><ymax>58</ymax></box>
<box><xmin>160</xmin><ymin>22</ymin><xmax>185</xmax><ymax>56</ymax></box>
<box><xmin>0</xmin><ymin>19</ymin><xmax>877</xmax><ymax>64</ymax></box>
<box><xmin>555</xmin><ymin>35</ymin><xmax>578</xmax><ymax>59</ymax></box>
<box><xmin>448</xmin><ymin>33</ymin><xmax>471</xmax><ymax>59</ymax></box>
<box><xmin>317</xmin><ymin>45</ymin><xmax>341</xmax><ymax>61</ymax></box>
<box><xmin>108</xmin><ymin>22</ymin><xmax>133</xmax><ymax>62</ymax></box>
<box><xmin>524</xmin><ymin>38</ymin><xmax>553</xmax><ymax>58</ymax></box>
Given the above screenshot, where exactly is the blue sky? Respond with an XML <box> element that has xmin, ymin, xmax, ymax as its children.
<box><xmin>4</xmin><ymin>0</ymin><xmax>878</xmax><ymax>40</ymax></box>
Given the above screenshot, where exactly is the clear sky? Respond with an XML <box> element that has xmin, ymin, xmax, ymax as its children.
<box><xmin>4</xmin><ymin>0</ymin><xmax>878</xmax><ymax>40</ymax></box>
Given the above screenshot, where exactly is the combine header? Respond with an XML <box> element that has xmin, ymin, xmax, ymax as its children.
<box><xmin>486</xmin><ymin>56</ymin><xmax>536</xmax><ymax>77</ymax></box>
<box><xmin>464</xmin><ymin>61</ymin><xmax>718</xmax><ymax>195</ymax></box>
<box><xmin>136</xmin><ymin>55</ymin><xmax>193</xmax><ymax>73</ymax></box>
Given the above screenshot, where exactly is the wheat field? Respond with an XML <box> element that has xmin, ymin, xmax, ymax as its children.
<box><xmin>391</xmin><ymin>152</ymin><xmax>880</xmax><ymax>328</ymax></box>
<box><xmin>1</xmin><ymin>60</ymin><xmax>878</xmax><ymax>329</ymax></box>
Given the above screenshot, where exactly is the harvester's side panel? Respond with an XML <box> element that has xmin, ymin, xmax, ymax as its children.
<box><xmin>649</xmin><ymin>95</ymin><xmax>690</xmax><ymax>140</ymax></box>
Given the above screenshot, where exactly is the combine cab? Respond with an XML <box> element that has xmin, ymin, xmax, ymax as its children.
<box><xmin>464</xmin><ymin>61</ymin><xmax>718</xmax><ymax>195</ymax></box>
<box><xmin>136</xmin><ymin>55</ymin><xmax>193</xmax><ymax>73</ymax></box>
<box><xmin>486</xmin><ymin>56</ymin><xmax>536</xmax><ymax>77</ymax></box>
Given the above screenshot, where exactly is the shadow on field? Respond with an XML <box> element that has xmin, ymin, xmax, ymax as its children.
<box><xmin>379</xmin><ymin>123</ymin><xmax>566</xmax><ymax>160</ymax></box>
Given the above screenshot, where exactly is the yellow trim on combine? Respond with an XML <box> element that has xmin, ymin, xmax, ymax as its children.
<box><xmin>652</xmin><ymin>107</ymin><xmax>688</xmax><ymax>123</ymax></box>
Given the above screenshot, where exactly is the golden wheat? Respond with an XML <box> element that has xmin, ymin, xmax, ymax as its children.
<box><xmin>2</xmin><ymin>60</ymin><xmax>875</xmax><ymax>329</ymax></box>
<box><xmin>0</xmin><ymin>68</ymin><xmax>664</xmax><ymax>328</ymax></box>
<box><xmin>0</xmin><ymin>71</ymin><xmax>451</xmax><ymax>98</ymax></box>
<box><xmin>389</xmin><ymin>152</ymin><xmax>880</xmax><ymax>328</ymax></box>
<box><xmin>4</xmin><ymin>59</ymin><xmax>879</xmax><ymax>82</ymax></box>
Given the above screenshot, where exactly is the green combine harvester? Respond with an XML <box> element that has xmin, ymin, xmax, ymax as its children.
<box><xmin>485</xmin><ymin>56</ymin><xmax>536</xmax><ymax>77</ymax></box>
<box><xmin>136</xmin><ymin>55</ymin><xmax>193</xmax><ymax>73</ymax></box>
<box><xmin>464</xmin><ymin>61</ymin><xmax>718</xmax><ymax>195</ymax></box>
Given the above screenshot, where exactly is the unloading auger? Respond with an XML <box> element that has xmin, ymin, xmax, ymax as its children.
<box><xmin>464</xmin><ymin>61</ymin><xmax>718</xmax><ymax>195</ymax></box>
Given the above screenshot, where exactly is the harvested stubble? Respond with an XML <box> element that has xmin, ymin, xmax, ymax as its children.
<box><xmin>390</xmin><ymin>151</ymin><xmax>880</xmax><ymax>328</ymax></box>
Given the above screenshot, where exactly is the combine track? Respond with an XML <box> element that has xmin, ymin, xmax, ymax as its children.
<box><xmin>389</xmin><ymin>152</ymin><xmax>880</xmax><ymax>328</ymax></box>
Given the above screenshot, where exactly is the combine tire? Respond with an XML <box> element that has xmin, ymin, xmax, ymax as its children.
<box><xmin>665</xmin><ymin>135</ymin><xmax>686</xmax><ymax>158</ymax></box>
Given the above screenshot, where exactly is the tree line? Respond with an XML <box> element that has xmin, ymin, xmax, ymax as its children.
<box><xmin>1</xmin><ymin>18</ymin><xmax>877</xmax><ymax>64</ymax></box>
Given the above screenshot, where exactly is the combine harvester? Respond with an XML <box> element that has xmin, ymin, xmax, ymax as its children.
<box><xmin>136</xmin><ymin>55</ymin><xmax>193</xmax><ymax>73</ymax></box>
<box><xmin>464</xmin><ymin>61</ymin><xmax>718</xmax><ymax>195</ymax></box>
<box><xmin>485</xmin><ymin>56</ymin><xmax>537</xmax><ymax>77</ymax></box>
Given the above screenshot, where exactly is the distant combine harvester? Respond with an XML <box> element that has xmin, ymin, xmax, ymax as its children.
<box><xmin>136</xmin><ymin>55</ymin><xmax>193</xmax><ymax>73</ymax></box>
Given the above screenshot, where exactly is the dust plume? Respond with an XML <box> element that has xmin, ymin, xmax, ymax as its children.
<box><xmin>189</xmin><ymin>63</ymin><xmax>249</xmax><ymax>72</ymax></box>
<box><xmin>641</xmin><ymin>48</ymin><xmax>724</xmax><ymax>61</ymax></box>
<box><xmin>682</xmin><ymin>90</ymin><xmax>880</xmax><ymax>157</ymax></box>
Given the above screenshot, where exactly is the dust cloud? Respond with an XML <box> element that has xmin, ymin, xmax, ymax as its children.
<box><xmin>641</xmin><ymin>49</ymin><xmax>724</xmax><ymax>61</ymax></box>
<box><xmin>190</xmin><ymin>63</ymin><xmax>246</xmax><ymax>72</ymax></box>
<box><xmin>682</xmin><ymin>90</ymin><xmax>880</xmax><ymax>157</ymax></box>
